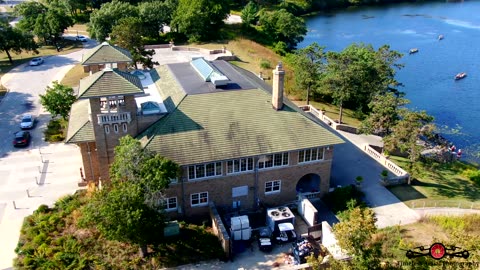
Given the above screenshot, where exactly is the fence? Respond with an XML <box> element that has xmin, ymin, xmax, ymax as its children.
<box><xmin>408</xmin><ymin>200</ymin><xmax>480</xmax><ymax>210</ymax></box>
<box><xmin>300</xmin><ymin>104</ymin><xmax>409</xmax><ymax>181</ymax></box>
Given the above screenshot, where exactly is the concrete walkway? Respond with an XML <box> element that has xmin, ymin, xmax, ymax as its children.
<box><xmin>329</xmin><ymin>129</ymin><xmax>421</xmax><ymax>228</ymax></box>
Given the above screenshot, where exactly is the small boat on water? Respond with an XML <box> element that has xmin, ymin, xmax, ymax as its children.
<box><xmin>409</xmin><ymin>48</ymin><xmax>419</xmax><ymax>54</ymax></box>
<box><xmin>455</xmin><ymin>72</ymin><xmax>467</xmax><ymax>80</ymax></box>
<box><xmin>438</xmin><ymin>34</ymin><xmax>444</xmax><ymax>40</ymax></box>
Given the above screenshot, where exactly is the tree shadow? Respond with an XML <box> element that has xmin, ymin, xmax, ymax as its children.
<box><xmin>387</xmin><ymin>184</ymin><xmax>427</xmax><ymax>202</ymax></box>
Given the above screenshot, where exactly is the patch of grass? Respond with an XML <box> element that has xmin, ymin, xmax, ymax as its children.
<box><xmin>44</xmin><ymin>119</ymin><xmax>67</xmax><ymax>142</ymax></box>
<box><xmin>65</xmin><ymin>24</ymin><xmax>89</xmax><ymax>36</ymax></box>
<box><xmin>60</xmin><ymin>64</ymin><xmax>89</xmax><ymax>88</ymax></box>
<box><xmin>387</xmin><ymin>156</ymin><xmax>480</xmax><ymax>209</ymax></box>
<box><xmin>292</xmin><ymin>100</ymin><xmax>362</xmax><ymax>127</ymax></box>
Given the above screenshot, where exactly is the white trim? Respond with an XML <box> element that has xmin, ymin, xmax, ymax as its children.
<box><xmin>191</xmin><ymin>192</ymin><xmax>209</xmax><ymax>207</ymax></box>
<box><xmin>265</xmin><ymin>180</ymin><xmax>281</xmax><ymax>195</ymax></box>
<box><xmin>164</xmin><ymin>197</ymin><xmax>178</xmax><ymax>212</ymax></box>
<box><xmin>122</xmin><ymin>123</ymin><xmax>128</xmax><ymax>133</ymax></box>
<box><xmin>113</xmin><ymin>123</ymin><xmax>119</xmax><ymax>133</ymax></box>
<box><xmin>104</xmin><ymin>125</ymin><xmax>110</xmax><ymax>134</ymax></box>
<box><xmin>298</xmin><ymin>147</ymin><xmax>325</xmax><ymax>164</ymax></box>
<box><xmin>188</xmin><ymin>162</ymin><xmax>222</xmax><ymax>180</ymax></box>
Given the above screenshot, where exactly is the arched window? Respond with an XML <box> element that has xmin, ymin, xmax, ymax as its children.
<box><xmin>104</xmin><ymin>125</ymin><xmax>110</xmax><ymax>134</ymax></box>
<box><xmin>122</xmin><ymin>123</ymin><xmax>128</xmax><ymax>132</ymax></box>
<box><xmin>113</xmin><ymin>124</ymin><xmax>119</xmax><ymax>133</ymax></box>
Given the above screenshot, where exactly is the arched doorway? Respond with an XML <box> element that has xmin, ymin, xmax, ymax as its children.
<box><xmin>296</xmin><ymin>173</ymin><xmax>321</xmax><ymax>194</ymax></box>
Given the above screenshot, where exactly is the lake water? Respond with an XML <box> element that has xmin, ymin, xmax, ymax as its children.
<box><xmin>299</xmin><ymin>1</ymin><xmax>480</xmax><ymax>163</ymax></box>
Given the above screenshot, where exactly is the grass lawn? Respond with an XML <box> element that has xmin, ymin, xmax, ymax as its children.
<box><xmin>60</xmin><ymin>63</ymin><xmax>89</xmax><ymax>88</ymax></box>
<box><xmin>387</xmin><ymin>156</ymin><xmax>480</xmax><ymax>209</ymax></box>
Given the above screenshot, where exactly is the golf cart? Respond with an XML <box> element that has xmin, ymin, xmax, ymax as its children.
<box><xmin>275</xmin><ymin>222</ymin><xmax>297</xmax><ymax>244</ymax></box>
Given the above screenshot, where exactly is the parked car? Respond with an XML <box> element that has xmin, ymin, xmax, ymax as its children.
<box><xmin>76</xmin><ymin>35</ymin><xmax>88</xmax><ymax>42</ymax></box>
<box><xmin>20</xmin><ymin>114</ymin><xmax>34</xmax><ymax>129</ymax></box>
<box><xmin>13</xmin><ymin>131</ymin><xmax>31</xmax><ymax>147</ymax></box>
<box><xmin>29</xmin><ymin>57</ymin><xmax>44</xmax><ymax>66</ymax></box>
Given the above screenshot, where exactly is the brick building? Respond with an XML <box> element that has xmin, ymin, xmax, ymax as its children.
<box><xmin>66</xmin><ymin>43</ymin><xmax>343</xmax><ymax>219</ymax></box>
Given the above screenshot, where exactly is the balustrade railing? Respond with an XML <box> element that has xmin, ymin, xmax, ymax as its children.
<box><xmin>97</xmin><ymin>112</ymin><xmax>131</xmax><ymax>125</ymax></box>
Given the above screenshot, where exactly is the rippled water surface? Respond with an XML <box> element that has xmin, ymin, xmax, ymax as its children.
<box><xmin>299</xmin><ymin>1</ymin><xmax>480</xmax><ymax>162</ymax></box>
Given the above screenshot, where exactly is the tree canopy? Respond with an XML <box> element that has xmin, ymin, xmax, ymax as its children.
<box><xmin>290</xmin><ymin>42</ymin><xmax>325</xmax><ymax>105</ymax></box>
<box><xmin>88</xmin><ymin>0</ymin><xmax>139</xmax><ymax>41</ymax></box>
<box><xmin>241</xmin><ymin>1</ymin><xmax>258</xmax><ymax>26</ymax></box>
<box><xmin>110</xmin><ymin>17</ymin><xmax>158</xmax><ymax>69</ymax></box>
<box><xmin>359</xmin><ymin>92</ymin><xmax>409</xmax><ymax>136</ymax></box>
<box><xmin>258</xmin><ymin>8</ymin><xmax>307</xmax><ymax>49</ymax></box>
<box><xmin>82</xmin><ymin>136</ymin><xmax>180</xmax><ymax>257</ymax></box>
<box><xmin>171</xmin><ymin>0</ymin><xmax>231</xmax><ymax>42</ymax></box>
<box><xmin>333</xmin><ymin>204</ymin><xmax>381</xmax><ymax>269</ymax></box>
<box><xmin>0</xmin><ymin>20</ymin><xmax>38</xmax><ymax>64</ymax></box>
<box><xmin>39</xmin><ymin>81</ymin><xmax>76</xmax><ymax>120</ymax></box>
<box><xmin>320</xmin><ymin>43</ymin><xmax>403</xmax><ymax>123</ymax></box>
<box><xmin>15</xmin><ymin>1</ymin><xmax>72</xmax><ymax>48</ymax></box>
<box><xmin>383</xmin><ymin>109</ymin><xmax>435</xmax><ymax>180</ymax></box>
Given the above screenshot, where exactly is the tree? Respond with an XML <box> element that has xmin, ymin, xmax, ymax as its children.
<box><xmin>0</xmin><ymin>20</ymin><xmax>38</xmax><ymax>64</ymax></box>
<box><xmin>321</xmin><ymin>43</ymin><xmax>403</xmax><ymax>123</ymax></box>
<box><xmin>88</xmin><ymin>0</ymin><xmax>138</xmax><ymax>41</ymax></box>
<box><xmin>138</xmin><ymin>1</ymin><xmax>171</xmax><ymax>37</ymax></box>
<box><xmin>258</xmin><ymin>9</ymin><xmax>307</xmax><ymax>49</ymax></box>
<box><xmin>110</xmin><ymin>17</ymin><xmax>158</xmax><ymax>69</ymax></box>
<box><xmin>15</xmin><ymin>2</ymin><xmax>72</xmax><ymax>48</ymax></box>
<box><xmin>81</xmin><ymin>136</ymin><xmax>180</xmax><ymax>257</ymax></box>
<box><xmin>291</xmin><ymin>42</ymin><xmax>325</xmax><ymax>105</ymax></box>
<box><xmin>171</xmin><ymin>0</ymin><xmax>231</xmax><ymax>42</ymax></box>
<box><xmin>383</xmin><ymin>109</ymin><xmax>435</xmax><ymax>182</ymax></box>
<box><xmin>241</xmin><ymin>1</ymin><xmax>258</xmax><ymax>26</ymax></box>
<box><xmin>14</xmin><ymin>1</ymin><xmax>46</xmax><ymax>32</ymax></box>
<box><xmin>39</xmin><ymin>81</ymin><xmax>76</xmax><ymax>120</ymax></box>
<box><xmin>359</xmin><ymin>92</ymin><xmax>409</xmax><ymax>136</ymax></box>
<box><xmin>333</xmin><ymin>204</ymin><xmax>381</xmax><ymax>269</ymax></box>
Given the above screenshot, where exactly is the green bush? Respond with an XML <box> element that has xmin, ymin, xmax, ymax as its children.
<box><xmin>44</xmin><ymin>119</ymin><xmax>67</xmax><ymax>142</ymax></box>
<box><xmin>259</xmin><ymin>59</ymin><xmax>271</xmax><ymax>69</ymax></box>
<box><xmin>323</xmin><ymin>185</ymin><xmax>365</xmax><ymax>214</ymax></box>
<box><xmin>463</xmin><ymin>169</ymin><xmax>480</xmax><ymax>185</ymax></box>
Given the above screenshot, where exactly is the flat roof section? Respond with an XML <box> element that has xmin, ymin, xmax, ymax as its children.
<box><xmin>167</xmin><ymin>60</ymin><xmax>256</xmax><ymax>95</ymax></box>
<box><xmin>134</xmin><ymin>70</ymin><xmax>168</xmax><ymax>114</ymax></box>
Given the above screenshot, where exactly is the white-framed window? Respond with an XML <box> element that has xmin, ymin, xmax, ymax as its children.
<box><xmin>188</xmin><ymin>162</ymin><xmax>222</xmax><ymax>180</ymax></box>
<box><xmin>265</xmin><ymin>180</ymin><xmax>281</xmax><ymax>194</ymax></box>
<box><xmin>227</xmin><ymin>157</ymin><xmax>254</xmax><ymax>174</ymax></box>
<box><xmin>113</xmin><ymin>124</ymin><xmax>119</xmax><ymax>133</ymax></box>
<box><xmin>122</xmin><ymin>123</ymin><xmax>128</xmax><ymax>132</ymax></box>
<box><xmin>298</xmin><ymin>147</ymin><xmax>325</xmax><ymax>163</ymax></box>
<box><xmin>259</xmin><ymin>152</ymin><xmax>289</xmax><ymax>169</ymax></box>
<box><xmin>191</xmin><ymin>192</ymin><xmax>208</xmax><ymax>207</ymax></box>
<box><xmin>104</xmin><ymin>125</ymin><xmax>110</xmax><ymax>134</ymax></box>
<box><xmin>164</xmin><ymin>197</ymin><xmax>177</xmax><ymax>211</ymax></box>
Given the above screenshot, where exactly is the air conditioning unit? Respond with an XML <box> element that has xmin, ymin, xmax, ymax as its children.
<box><xmin>266</xmin><ymin>207</ymin><xmax>295</xmax><ymax>233</ymax></box>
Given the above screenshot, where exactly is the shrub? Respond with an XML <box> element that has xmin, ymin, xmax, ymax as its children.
<box><xmin>259</xmin><ymin>59</ymin><xmax>271</xmax><ymax>69</ymax></box>
<box><xmin>323</xmin><ymin>185</ymin><xmax>365</xmax><ymax>214</ymax></box>
<box><xmin>44</xmin><ymin>119</ymin><xmax>67</xmax><ymax>142</ymax></box>
<box><xmin>36</xmin><ymin>204</ymin><xmax>50</xmax><ymax>214</ymax></box>
<box><xmin>463</xmin><ymin>169</ymin><xmax>480</xmax><ymax>185</ymax></box>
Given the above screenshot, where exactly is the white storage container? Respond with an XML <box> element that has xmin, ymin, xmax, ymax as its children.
<box><xmin>231</xmin><ymin>216</ymin><xmax>242</xmax><ymax>231</ymax></box>
<box><xmin>231</xmin><ymin>228</ymin><xmax>242</xmax><ymax>240</ymax></box>
<box><xmin>239</xmin><ymin>215</ymin><xmax>250</xmax><ymax>229</ymax></box>
<box><xmin>241</xmin><ymin>227</ymin><xmax>251</xmax><ymax>240</ymax></box>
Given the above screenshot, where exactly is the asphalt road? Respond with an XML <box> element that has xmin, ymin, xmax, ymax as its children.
<box><xmin>0</xmin><ymin>39</ymin><xmax>96</xmax><ymax>157</ymax></box>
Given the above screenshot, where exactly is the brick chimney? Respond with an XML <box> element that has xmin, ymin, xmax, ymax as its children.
<box><xmin>272</xmin><ymin>62</ymin><xmax>285</xmax><ymax>110</ymax></box>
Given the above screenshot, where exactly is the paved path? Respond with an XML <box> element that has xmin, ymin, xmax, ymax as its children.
<box><xmin>329</xmin><ymin>129</ymin><xmax>421</xmax><ymax>228</ymax></box>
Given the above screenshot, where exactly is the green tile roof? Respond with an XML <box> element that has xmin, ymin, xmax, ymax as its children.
<box><xmin>138</xmin><ymin>89</ymin><xmax>344</xmax><ymax>165</ymax></box>
<box><xmin>152</xmin><ymin>66</ymin><xmax>187</xmax><ymax>112</ymax></box>
<box><xmin>78</xmin><ymin>68</ymin><xmax>144</xmax><ymax>99</ymax></box>
<box><xmin>66</xmin><ymin>99</ymin><xmax>94</xmax><ymax>143</ymax></box>
<box><xmin>81</xmin><ymin>42</ymin><xmax>132</xmax><ymax>65</ymax></box>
